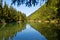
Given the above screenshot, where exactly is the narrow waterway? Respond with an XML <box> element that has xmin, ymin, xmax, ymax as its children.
<box><xmin>0</xmin><ymin>22</ymin><xmax>60</xmax><ymax>40</ymax></box>
<box><xmin>13</xmin><ymin>24</ymin><xmax>47</xmax><ymax>40</ymax></box>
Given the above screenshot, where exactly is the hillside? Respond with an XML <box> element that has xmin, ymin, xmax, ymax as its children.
<box><xmin>0</xmin><ymin>2</ymin><xmax>27</xmax><ymax>23</ymax></box>
<box><xmin>28</xmin><ymin>0</ymin><xmax>59</xmax><ymax>21</ymax></box>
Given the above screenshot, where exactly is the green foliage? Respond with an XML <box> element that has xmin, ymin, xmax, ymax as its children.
<box><xmin>28</xmin><ymin>0</ymin><xmax>60</xmax><ymax>21</ymax></box>
<box><xmin>0</xmin><ymin>2</ymin><xmax>27</xmax><ymax>23</ymax></box>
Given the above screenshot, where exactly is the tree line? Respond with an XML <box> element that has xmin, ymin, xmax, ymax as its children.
<box><xmin>0</xmin><ymin>2</ymin><xmax>26</xmax><ymax>23</ymax></box>
<box><xmin>28</xmin><ymin>0</ymin><xmax>60</xmax><ymax>23</ymax></box>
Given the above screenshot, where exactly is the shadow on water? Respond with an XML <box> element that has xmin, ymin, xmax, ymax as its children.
<box><xmin>29</xmin><ymin>22</ymin><xmax>60</xmax><ymax>40</ymax></box>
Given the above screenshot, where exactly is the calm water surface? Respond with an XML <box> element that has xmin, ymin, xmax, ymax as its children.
<box><xmin>0</xmin><ymin>22</ymin><xmax>60</xmax><ymax>40</ymax></box>
<box><xmin>13</xmin><ymin>24</ymin><xmax>46</xmax><ymax>40</ymax></box>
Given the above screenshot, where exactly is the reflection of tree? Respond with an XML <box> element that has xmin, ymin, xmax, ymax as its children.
<box><xmin>0</xmin><ymin>22</ymin><xmax>26</xmax><ymax>40</ymax></box>
<box><xmin>29</xmin><ymin>22</ymin><xmax>60</xmax><ymax>40</ymax></box>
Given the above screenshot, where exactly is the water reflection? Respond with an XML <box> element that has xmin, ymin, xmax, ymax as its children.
<box><xmin>13</xmin><ymin>24</ymin><xmax>46</xmax><ymax>40</ymax></box>
<box><xmin>0</xmin><ymin>22</ymin><xmax>26</xmax><ymax>40</ymax></box>
<box><xmin>0</xmin><ymin>22</ymin><xmax>60</xmax><ymax>40</ymax></box>
<box><xmin>29</xmin><ymin>22</ymin><xmax>60</xmax><ymax>40</ymax></box>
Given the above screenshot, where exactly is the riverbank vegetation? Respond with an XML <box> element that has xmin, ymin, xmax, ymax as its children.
<box><xmin>0</xmin><ymin>0</ymin><xmax>60</xmax><ymax>25</ymax></box>
<box><xmin>0</xmin><ymin>2</ymin><xmax>27</xmax><ymax>23</ymax></box>
<box><xmin>28</xmin><ymin>0</ymin><xmax>60</xmax><ymax>24</ymax></box>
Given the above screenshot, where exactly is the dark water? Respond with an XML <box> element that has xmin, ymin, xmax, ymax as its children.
<box><xmin>0</xmin><ymin>22</ymin><xmax>60</xmax><ymax>40</ymax></box>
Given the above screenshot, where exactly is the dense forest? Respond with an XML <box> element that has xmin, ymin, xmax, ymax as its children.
<box><xmin>0</xmin><ymin>0</ymin><xmax>60</xmax><ymax>40</ymax></box>
<box><xmin>0</xmin><ymin>2</ymin><xmax>27</xmax><ymax>23</ymax></box>
<box><xmin>28</xmin><ymin>0</ymin><xmax>60</xmax><ymax>23</ymax></box>
<box><xmin>0</xmin><ymin>0</ymin><xmax>60</xmax><ymax>24</ymax></box>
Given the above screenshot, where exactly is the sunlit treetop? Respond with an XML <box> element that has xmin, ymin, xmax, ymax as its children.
<box><xmin>11</xmin><ymin>0</ymin><xmax>47</xmax><ymax>7</ymax></box>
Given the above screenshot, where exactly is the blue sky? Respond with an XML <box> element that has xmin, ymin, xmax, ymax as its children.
<box><xmin>3</xmin><ymin>0</ymin><xmax>46</xmax><ymax>16</ymax></box>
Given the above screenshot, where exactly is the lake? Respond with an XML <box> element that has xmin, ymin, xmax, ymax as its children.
<box><xmin>0</xmin><ymin>22</ymin><xmax>60</xmax><ymax>40</ymax></box>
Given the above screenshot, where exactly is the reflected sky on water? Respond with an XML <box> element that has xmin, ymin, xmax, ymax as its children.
<box><xmin>0</xmin><ymin>22</ymin><xmax>60</xmax><ymax>40</ymax></box>
<box><xmin>13</xmin><ymin>24</ymin><xmax>46</xmax><ymax>40</ymax></box>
